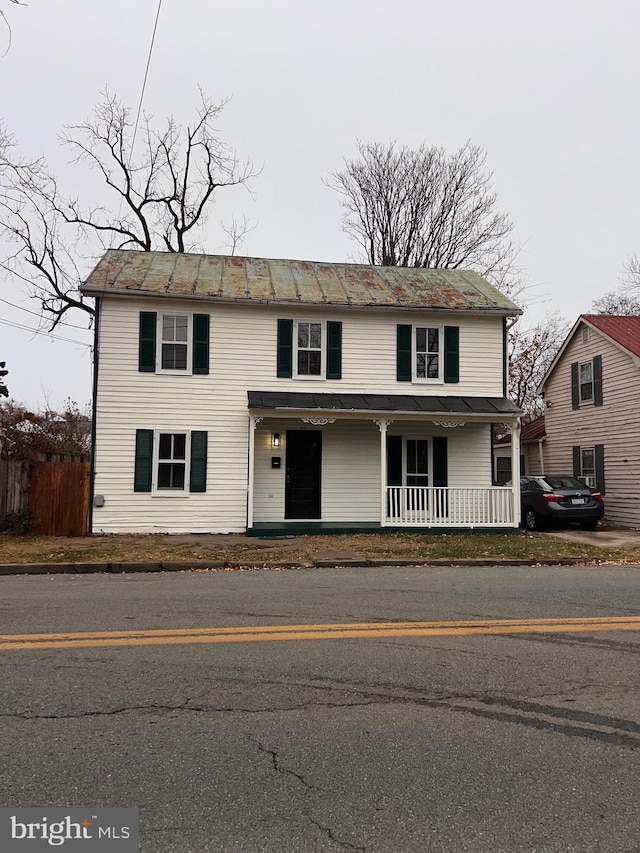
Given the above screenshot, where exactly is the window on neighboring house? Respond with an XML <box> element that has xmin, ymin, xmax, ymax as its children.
<box><xmin>573</xmin><ymin>443</ymin><xmax>605</xmax><ymax>494</ymax></box>
<box><xmin>397</xmin><ymin>324</ymin><xmax>459</xmax><ymax>383</ymax></box>
<box><xmin>571</xmin><ymin>356</ymin><xmax>602</xmax><ymax>409</ymax></box>
<box><xmin>296</xmin><ymin>321</ymin><xmax>323</xmax><ymax>377</ymax></box>
<box><xmin>161</xmin><ymin>315</ymin><xmax>189</xmax><ymax>370</ymax></box>
<box><xmin>157</xmin><ymin>432</ymin><xmax>187</xmax><ymax>490</ymax></box>
<box><xmin>579</xmin><ymin>361</ymin><xmax>593</xmax><ymax>402</ymax></box>
<box><xmin>579</xmin><ymin>447</ymin><xmax>595</xmax><ymax>488</ymax></box>
<box><xmin>415</xmin><ymin>327</ymin><xmax>440</xmax><ymax>380</ymax></box>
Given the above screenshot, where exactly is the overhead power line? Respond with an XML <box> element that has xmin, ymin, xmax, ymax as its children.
<box><xmin>0</xmin><ymin>316</ymin><xmax>92</xmax><ymax>347</ymax></box>
<box><xmin>0</xmin><ymin>296</ymin><xmax>91</xmax><ymax>331</ymax></box>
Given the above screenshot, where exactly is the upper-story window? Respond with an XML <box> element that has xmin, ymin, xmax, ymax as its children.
<box><xmin>571</xmin><ymin>355</ymin><xmax>602</xmax><ymax>409</ymax></box>
<box><xmin>161</xmin><ymin>315</ymin><xmax>189</xmax><ymax>370</ymax></box>
<box><xmin>296</xmin><ymin>321</ymin><xmax>323</xmax><ymax>377</ymax></box>
<box><xmin>397</xmin><ymin>324</ymin><xmax>459</xmax><ymax>384</ymax></box>
<box><xmin>579</xmin><ymin>361</ymin><xmax>593</xmax><ymax>402</ymax></box>
<box><xmin>138</xmin><ymin>311</ymin><xmax>209</xmax><ymax>375</ymax></box>
<box><xmin>277</xmin><ymin>319</ymin><xmax>342</xmax><ymax>380</ymax></box>
<box><xmin>415</xmin><ymin>326</ymin><xmax>441</xmax><ymax>381</ymax></box>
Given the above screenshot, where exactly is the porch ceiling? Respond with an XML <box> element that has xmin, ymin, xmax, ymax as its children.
<box><xmin>247</xmin><ymin>391</ymin><xmax>520</xmax><ymax>418</ymax></box>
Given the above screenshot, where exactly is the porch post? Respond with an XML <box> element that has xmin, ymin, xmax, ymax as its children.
<box><xmin>247</xmin><ymin>415</ymin><xmax>261</xmax><ymax>530</ymax></box>
<box><xmin>375</xmin><ymin>419</ymin><xmax>388</xmax><ymax>527</ymax></box>
<box><xmin>511</xmin><ymin>418</ymin><xmax>521</xmax><ymax>526</ymax></box>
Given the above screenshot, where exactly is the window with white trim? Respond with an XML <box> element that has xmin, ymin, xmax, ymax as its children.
<box><xmin>160</xmin><ymin>315</ymin><xmax>190</xmax><ymax>371</ymax></box>
<box><xmin>579</xmin><ymin>360</ymin><xmax>593</xmax><ymax>403</ymax></box>
<box><xmin>295</xmin><ymin>321</ymin><xmax>324</xmax><ymax>378</ymax></box>
<box><xmin>579</xmin><ymin>447</ymin><xmax>595</xmax><ymax>488</ymax></box>
<box><xmin>156</xmin><ymin>432</ymin><xmax>189</xmax><ymax>491</ymax></box>
<box><xmin>415</xmin><ymin>326</ymin><xmax>442</xmax><ymax>381</ymax></box>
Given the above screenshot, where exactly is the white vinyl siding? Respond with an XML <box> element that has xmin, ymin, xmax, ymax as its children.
<box><xmin>93</xmin><ymin>298</ymin><xmax>505</xmax><ymax>532</ymax></box>
<box><xmin>542</xmin><ymin>326</ymin><xmax>640</xmax><ymax>527</ymax></box>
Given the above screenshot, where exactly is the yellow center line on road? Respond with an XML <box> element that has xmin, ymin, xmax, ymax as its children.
<box><xmin>1</xmin><ymin>616</ymin><xmax>640</xmax><ymax>651</ymax></box>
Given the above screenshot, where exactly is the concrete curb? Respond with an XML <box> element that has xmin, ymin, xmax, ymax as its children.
<box><xmin>0</xmin><ymin>557</ymin><xmax>611</xmax><ymax>576</ymax></box>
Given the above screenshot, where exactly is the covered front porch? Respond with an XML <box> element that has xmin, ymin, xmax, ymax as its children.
<box><xmin>247</xmin><ymin>391</ymin><xmax>521</xmax><ymax>532</ymax></box>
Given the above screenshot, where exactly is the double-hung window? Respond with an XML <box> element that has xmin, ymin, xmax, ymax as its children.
<box><xmin>296</xmin><ymin>321</ymin><xmax>323</xmax><ymax>377</ymax></box>
<box><xmin>579</xmin><ymin>361</ymin><xmax>593</xmax><ymax>403</ymax></box>
<box><xmin>396</xmin><ymin>324</ymin><xmax>459</xmax><ymax>383</ymax></box>
<box><xmin>138</xmin><ymin>311</ymin><xmax>210</xmax><ymax>374</ymax></box>
<box><xmin>134</xmin><ymin>429</ymin><xmax>208</xmax><ymax>494</ymax></box>
<box><xmin>276</xmin><ymin>319</ymin><xmax>342</xmax><ymax>380</ymax></box>
<box><xmin>406</xmin><ymin>439</ymin><xmax>429</xmax><ymax>486</ymax></box>
<box><xmin>157</xmin><ymin>432</ymin><xmax>187</xmax><ymax>490</ymax></box>
<box><xmin>571</xmin><ymin>355</ymin><xmax>602</xmax><ymax>408</ymax></box>
<box><xmin>415</xmin><ymin>327</ymin><xmax>441</xmax><ymax>381</ymax></box>
<box><xmin>579</xmin><ymin>448</ymin><xmax>595</xmax><ymax>488</ymax></box>
<box><xmin>161</xmin><ymin>315</ymin><xmax>189</xmax><ymax>371</ymax></box>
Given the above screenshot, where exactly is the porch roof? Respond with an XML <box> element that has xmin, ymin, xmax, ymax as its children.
<box><xmin>247</xmin><ymin>391</ymin><xmax>520</xmax><ymax>417</ymax></box>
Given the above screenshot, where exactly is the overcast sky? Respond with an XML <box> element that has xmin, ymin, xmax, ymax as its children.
<box><xmin>1</xmin><ymin>0</ymin><xmax>638</xmax><ymax>410</ymax></box>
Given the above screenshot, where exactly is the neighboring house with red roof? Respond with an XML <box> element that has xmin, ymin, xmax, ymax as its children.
<box><xmin>537</xmin><ymin>314</ymin><xmax>640</xmax><ymax>527</ymax></box>
<box><xmin>493</xmin><ymin>414</ymin><xmax>546</xmax><ymax>484</ymax></box>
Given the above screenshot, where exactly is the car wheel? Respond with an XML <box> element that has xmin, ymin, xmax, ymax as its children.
<box><xmin>580</xmin><ymin>521</ymin><xmax>599</xmax><ymax>531</ymax></box>
<box><xmin>523</xmin><ymin>507</ymin><xmax>542</xmax><ymax>531</ymax></box>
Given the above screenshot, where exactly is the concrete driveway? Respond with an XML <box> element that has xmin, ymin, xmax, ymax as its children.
<box><xmin>544</xmin><ymin>524</ymin><xmax>640</xmax><ymax>548</ymax></box>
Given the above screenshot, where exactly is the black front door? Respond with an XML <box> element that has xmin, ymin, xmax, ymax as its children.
<box><xmin>285</xmin><ymin>430</ymin><xmax>322</xmax><ymax>519</ymax></box>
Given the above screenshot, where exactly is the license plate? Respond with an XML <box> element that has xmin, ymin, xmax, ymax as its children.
<box><xmin>571</xmin><ymin>498</ymin><xmax>586</xmax><ymax>505</ymax></box>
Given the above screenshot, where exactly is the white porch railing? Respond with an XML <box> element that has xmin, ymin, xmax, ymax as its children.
<box><xmin>385</xmin><ymin>487</ymin><xmax>515</xmax><ymax>527</ymax></box>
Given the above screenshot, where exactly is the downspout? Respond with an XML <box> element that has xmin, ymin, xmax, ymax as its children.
<box><xmin>538</xmin><ymin>438</ymin><xmax>544</xmax><ymax>475</ymax></box>
<box><xmin>87</xmin><ymin>297</ymin><xmax>100</xmax><ymax>535</ymax></box>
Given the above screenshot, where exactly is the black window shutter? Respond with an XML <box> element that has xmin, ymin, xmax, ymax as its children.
<box><xmin>134</xmin><ymin>429</ymin><xmax>154</xmax><ymax>492</ymax></box>
<box><xmin>595</xmin><ymin>444</ymin><xmax>605</xmax><ymax>494</ymax></box>
<box><xmin>326</xmin><ymin>321</ymin><xmax>342</xmax><ymax>379</ymax></box>
<box><xmin>396</xmin><ymin>325</ymin><xmax>412</xmax><ymax>382</ymax></box>
<box><xmin>192</xmin><ymin>314</ymin><xmax>210</xmax><ymax>375</ymax></box>
<box><xmin>189</xmin><ymin>431</ymin><xmax>208</xmax><ymax>493</ymax></box>
<box><xmin>139</xmin><ymin>312</ymin><xmax>157</xmax><ymax>372</ymax></box>
<box><xmin>277</xmin><ymin>319</ymin><xmax>293</xmax><ymax>378</ymax></box>
<box><xmin>444</xmin><ymin>326</ymin><xmax>460</xmax><ymax>384</ymax></box>
<box><xmin>593</xmin><ymin>355</ymin><xmax>603</xmax><ymax>406</ymax></box>
<box><xmin>433</xmin><ymin>436</ymin><xmax>448</xmax><ymax>487</ymax></box>
<box><xmin>571</xmin><ymin>362</ymin><xmax>579</xmax><ymax>409</ymax></box>
<box><xmin>386</xmin><ymin>436</ymin><xmax>403</xmax><ymax>485</ymax></box>
<box><xmin>572</xmin><ymin>445</ymin><xmax>581</xmax><ymax>478</ymax></box>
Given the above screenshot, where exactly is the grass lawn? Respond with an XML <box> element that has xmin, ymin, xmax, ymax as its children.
<box><xmin>0</xmin><ymin>530</ymin><xmax>639</xmax><ymax>566</ymax></box>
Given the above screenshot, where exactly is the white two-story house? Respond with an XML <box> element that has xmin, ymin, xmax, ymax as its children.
<box><xmin>82</xmin><ymin>250</ymin><xmax>522</xmax><ymax>534</ymax></box>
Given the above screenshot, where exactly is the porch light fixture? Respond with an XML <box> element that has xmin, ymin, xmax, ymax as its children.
<box><xmin>272</xmin><ymin>432</ymin><xmax>281</xmax><ymax>448</ymax></box>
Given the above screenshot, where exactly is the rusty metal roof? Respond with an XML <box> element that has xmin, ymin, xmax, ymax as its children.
<box><xmin>247</xmin><ymin>391</ymin><xmax>521</xmax><ymax>417</ymax></box>
<box><xmin>82</xmin><ymin>250</ymin><xmax>522</xmax><ymax>314</ymax></box>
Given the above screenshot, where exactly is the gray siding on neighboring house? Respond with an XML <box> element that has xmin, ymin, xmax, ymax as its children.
<box><xmin>542</xmin><ymin>323</ymin><xmax>640</xmax><ymax>527</ymax></box>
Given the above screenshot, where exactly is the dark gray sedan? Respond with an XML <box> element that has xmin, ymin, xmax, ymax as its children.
<box><xmin>520</xmin><ymin>475</ymin><xmax>604</xmax><ymax>531</ymax></box>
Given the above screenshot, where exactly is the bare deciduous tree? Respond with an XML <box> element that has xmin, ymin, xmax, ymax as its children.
<box><xmin>592</xmin><ymin>254</ymin><xmax>640</xmax><ymax>314</ymax></box>
<box><xmin>327</xmin><ymin>140</ymin><xmax>518</xmax><ymax>294</ymax></box>
<box><xmin>0</xmin><ymin>90</ymin><xmax>257</xmax><ymax>327</ymax></box>
<box><xmin>508</xmin><ymin>313</ymin><xmax>569</xmax><ymax>419</ymax></box>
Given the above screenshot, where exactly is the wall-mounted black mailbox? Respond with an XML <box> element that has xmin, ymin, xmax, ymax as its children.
<box><xmin>271</xmin><ymin>457</ymin><xmax>281</xmax><ymax>469</ymax></box>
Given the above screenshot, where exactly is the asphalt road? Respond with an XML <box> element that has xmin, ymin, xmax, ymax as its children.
<box><xmin>1</xmin><ymin>564</ymin><xmax>640</xmax><ymax>853</ymax></box>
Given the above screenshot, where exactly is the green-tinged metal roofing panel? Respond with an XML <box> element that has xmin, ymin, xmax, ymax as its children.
<box><xmin>82</xmin><ymin>250</ymin><xmax>522</xmax><ymax>314</ymax></box>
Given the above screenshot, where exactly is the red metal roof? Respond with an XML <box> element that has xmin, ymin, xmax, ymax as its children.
<box><xmin>494</xmin><ymin>414</ymin><xmax>545</xmax><ymax>445</ymax></box>
<box><xmin>582</xmin><ymin>314</ymin><xmax>640</xmax><ymax>359</ymax></box>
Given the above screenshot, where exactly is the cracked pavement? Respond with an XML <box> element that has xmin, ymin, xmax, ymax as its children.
<box><xmin>1</xmin><ymin>563</ymin><xmax>640</xmax><ymax>852</ymax></box>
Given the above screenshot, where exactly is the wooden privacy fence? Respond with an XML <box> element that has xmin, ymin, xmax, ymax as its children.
<box><xmin>0</xmin><ymin>460</ymin><xmax>30</xmax><ymax>520</ymax></box>
<box><xmin>28</xmin><ymin>461</ymin><xmax>90</xmax><ymax>536</ymax></box>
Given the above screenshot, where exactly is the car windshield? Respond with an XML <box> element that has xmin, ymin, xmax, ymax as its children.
<box><xmin>539</xmin><ymin>476</ymin><xmax>590</xmax><ymax>491</ymax></box>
